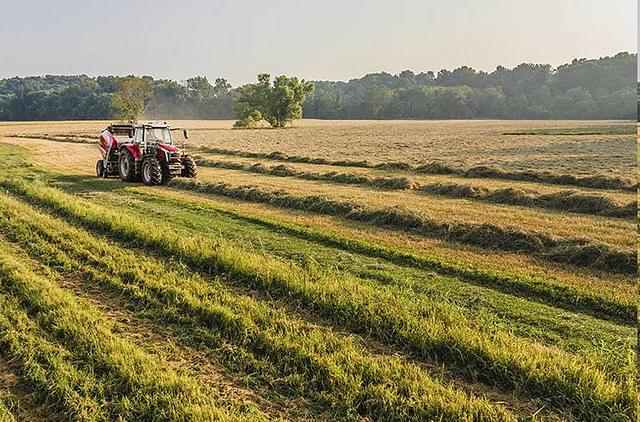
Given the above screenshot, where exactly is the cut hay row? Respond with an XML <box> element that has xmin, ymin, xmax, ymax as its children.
<box><xmin>0</xmin><ymin>192</ymin><xmax>516</xmax><ymax>421</ymax></box>
<box><xmin>195</xmin><ymin>146</ymin><xmax>638</xmax><ymax>192</ymax></box>
<box><xmin>0</xmin><ymin>242</ymin><xmax>258</xmax><ymax>421</ymax></box>
<box><xmin>10</xmin><ymin>134</ymin><xmax>94</xmax><ymax>144</ymax></box>
<box><xmin>196</xmin><ymin>158</ymin><xmax>636</xmax><ymax>218</ymax></box>
<box><xmin>165</xmin><ymin>178</ymin><xmax>634</xmax><ymax>274</ymax></box>
<box><xmin>3</xmin><ymin>180</ymin><xmax>634</xmax><ymax>420</ymax></box>
<box><xmin>131</xmin><ymin>188</ymin><xmax>634</xmax><ymax>325</ymax></box>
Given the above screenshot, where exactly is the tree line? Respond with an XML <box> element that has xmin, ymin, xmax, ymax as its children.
<box><xmin>0</xmin><ymin>52</ymin><xmax>635</xmax><ymax>121</ymax></box>
<box><xmin>304</xmin><ymin>52</ymin><xmax>637</xmax><ymax>120</ymax></box>
<box><xmin>0</xmin><ymin>75</ymin><xmax>235</xmax><ymax>121</ymax></box>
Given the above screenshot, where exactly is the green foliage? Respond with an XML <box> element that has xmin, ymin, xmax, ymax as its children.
<box><xmin>111</xmin><ymin>76</ymin><xmax>154</xmax><ymax>121</ymax></box>
<box><xmin>304</xmin><ymin>52</ymin><xmax>636</xmax><ymax>119</ymax></box>
<box><xmin>0</xmin><ymin>53</ymin><xmax>634</xmax><ymax>120</ymax></box>
<box><xmin>235</xmin><ymin>74</ymin><xmax>314</xmax><ymax>128</ymax></box>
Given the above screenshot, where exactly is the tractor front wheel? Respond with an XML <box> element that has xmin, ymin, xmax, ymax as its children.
<box><xmin>119</xmin><ymin>149</ymin><xmax>138</xmax><ymax>182</ymax></box>
<box><xmin>96</xmin><ymin>160</ymin><xmax>105</xmax><ymax>178</ymax></box>
<box><xmin>141</xmin><ymin>157</ymin><xmax>163</xmax><ymax>186</ymax></box>
<box><xmin>181</xmin><ymin>155</ymin><xmax>197</xmax><ymax>178</ymax></box>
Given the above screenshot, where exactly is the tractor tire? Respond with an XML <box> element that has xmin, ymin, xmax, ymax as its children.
<box><xmin>96</xmin><ymin>160</ymin><xmax>105</xmax><ymax>178</ymax></box>
<box><xmin>118</xmin><ymin>149</ymin><xmax>138</xmax><ymax>182</ymax></box>
<box><xmin>161</xmin><ymin>162</ymin><xmax>173</xmax><ymax>185</ymax></box>
<box><xmin>141</xmin><ymin>157</ymin><xmax>163</xmax><ymax>186</ymax></box>
<box><xmin>181</xmin><ymin>155</ymin><xmax>197</xmax><ymax>178</ymax></box>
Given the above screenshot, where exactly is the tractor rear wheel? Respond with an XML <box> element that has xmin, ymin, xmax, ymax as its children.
<box><xmin>96</xmin><ymin>160</ymin><xmax>105</xmax><ymax>178</ymax></box>
<box><xmin>118</xmin><ymin>149</ymin><xmax>138</xmax><ymax>182</ymax></box>
<box><xmin>181</xmin><ymin>155</ymin><xmax>197</xmax><ymax>178</ymax></box>
<box><xmin>141</xmin><ymin>157</ymin><xmax>163</xmax><ymax>186</ymax></box>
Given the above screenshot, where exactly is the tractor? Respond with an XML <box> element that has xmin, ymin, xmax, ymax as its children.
<box><xmin>96</xmin><ymin>122</ymin><xmax>197</xmax><ymax>185</ymax></box>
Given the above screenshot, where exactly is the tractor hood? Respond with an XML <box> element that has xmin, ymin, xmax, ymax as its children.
<box><xmin>156</xmin><ymin>143</ymin><xmax>178</xmax><ymax>153</ymax></box>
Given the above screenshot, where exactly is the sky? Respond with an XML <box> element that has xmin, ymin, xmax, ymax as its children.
<box><xmin>0</xmin><ymin>0</ymin><xmax>636</xmax><ymax>86</ymax></box>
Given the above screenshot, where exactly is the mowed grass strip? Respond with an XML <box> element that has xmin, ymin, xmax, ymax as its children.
<box><xmin>115</xmin><ymin>188</ymin><xmax>636</xmax><ymax>382</ymax></box>
<box><xmin>0</xmin><ymin>192</ymin><xmax>515</xmax><ymax>422</ymax></box>
<box><xmin>129</xmin><ymin>187</ymin><xmax>635</xmax><ymax>325</ymax></box>
<box><xmin>3</xmin><ymin>180</ymin><xmax>634</xmax><ymax>420</ymax></box>
<box><xmin>195</xmin><ymin>146</ymin><xmax>638</xmax><ymax>191</ymax></box>
<box><xmin>0</xmin><ymin>293</ymin><xmax>107</xmax><ymax>420</ymax></box>
<box><xmin>0</xmin><ymin>241</ymin><xmax>264</xmax><ymax>421</ymax></box>
<box><xmin>166</xmin><ymin>178</ymin><xmax>635</xmax><ymax>274</ymax></box>
<box><xmin>196</xmin><ymin>158</ymin><xmax>636</xmax><ymax>219</ymax></box>
<box><xmin>191</xmin><ymin>166</ymin><xmax>635</xmax><ymax>251</ymax></box>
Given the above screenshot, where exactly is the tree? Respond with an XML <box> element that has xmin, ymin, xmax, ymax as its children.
<box><xmin>234</xmin><ymin>74</ymin><xmax>314</xmax><ymax>128</ymax></box>
<box><xmin>213</xmin><ymin>78</ymin><xmax>232</xmax><ymax>96</ymax></box>
<box><xmin>112</xmin><ymin>76</ymin><xmax>154</xmax><ymax>121</ymax></box>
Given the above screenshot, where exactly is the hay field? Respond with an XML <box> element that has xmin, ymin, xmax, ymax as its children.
<box><xmin>0</xmin><ymin>119</ymin><xmax>635</xmax><ymax>421</ymax></box>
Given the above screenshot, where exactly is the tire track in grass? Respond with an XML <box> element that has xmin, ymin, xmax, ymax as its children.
<box><xmin>2</xmin><ymin>179</ymin><xmax>634</xmax><ymax>420</ymax></box>
<box><xmin>0</xmin><ymin>355</ymin><xmax>62</xmax><ymax>422</ymax></box>
<box><xmin>8</xmin><ymin>237</ymin><xmax>297</xmax><ymax>421</ymax></box>
<box><xmin>0</xmin><ymin>240</ymin><xmax>267</xmax><ymax>421</ymax></box>
<box><xmin>0</xmin><ymin>190</ymin><xmax>516</xmax><ymax>422</ymax></box>
<box><xmin>49</xmin><ymin>262</ymin><xmax>320</xmax><ymax>422</ymax></box>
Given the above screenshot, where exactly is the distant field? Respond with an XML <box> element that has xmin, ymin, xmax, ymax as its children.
<box><xmin>0</xmin><ymin>119</ymin><xmax>635</xmax><ymax>421</ymax></box>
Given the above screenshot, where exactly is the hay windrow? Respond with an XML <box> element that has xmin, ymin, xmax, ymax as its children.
<box><xmin>195</xmin><ymin>146</ymin><xmax>637</xmax><ymax>192</ymax></box>
<box><xmin>196</xmin><ymin>158</ymin><xmax>417</xmax><ymax>190</ymax></box>
<box><xmin>196</xmin><ymin>158</ymin><xmax>636</xmax><ymax>218</ymax></box>
<box><xmin>168</xmin><ymin>178</ymin><xmax>636</xmax><ymax>274</ymax></box>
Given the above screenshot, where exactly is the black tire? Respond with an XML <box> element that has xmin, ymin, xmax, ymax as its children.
<box><xmin>181</xmin><ymin>155</ymin><xmax>197</xmax><ymax>178</ymax></box>
<box><xmin>118</xmin><ymin>149</ymin><xmax>137</xmax><ymax>182</ymax></box>
<box><xmin>96</xmin><ymin>160</ymin><xmax>105</xmax><ymax>178</ymax></box>
<box><xmin>141</xmin><ymin>157</ymin><xmax>163</xmax><ymax>186</ymax></box>
<box><xmin>161</xmin><ymin>162</ymin><xmax>172</xmax><ymax>185</ymax></box>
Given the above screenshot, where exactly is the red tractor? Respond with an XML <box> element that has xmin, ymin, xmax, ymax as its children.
<box><xmin>96</xmin><ymin>122</ymin><xmax>197</xmax><ymax>185</ymax></box>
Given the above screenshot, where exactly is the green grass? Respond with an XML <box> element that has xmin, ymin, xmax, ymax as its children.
<box><xmin>166</xmin><ymin>178</ymin><xmax>635</xmax><ymax>274</ymax></box>
<box><xmin>0</xmin><ymin>395</ymin><xmax>16</xmax><ymax>422</ymax></box>
<box><xmin>0</xmin><ymin>241</ymin><xmax>264</xmax><ymax>421</ymax></box>
<box><xmin>120</xmin><ymin>188</ymin><xmax>635</xmax><ymax>361</ymax></box>
<box><xmin>0</xmin><ymin>189</ymin><xmax>516</xmax><ymax>421</ymax></box>
<box><xmin>1</xmin><ymin>179</ymin><xmax>634</xmax><ymax>420</ymax></box>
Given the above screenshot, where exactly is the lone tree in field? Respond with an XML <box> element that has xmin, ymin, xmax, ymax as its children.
<box><xmin>112</xmin><ymin>76</ymin><xmax>154</xmax><ymax>121</ymax></box>
<box><xmin>234</xmin><ymin>74</ymin><xmax>314</xmax><ymax>128</ymax></box>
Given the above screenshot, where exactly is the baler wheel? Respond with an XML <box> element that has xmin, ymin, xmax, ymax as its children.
<box><xmin>96</xmin><ymin>160</ymin><xmax>105</xmax><ymax>178</ymax></box>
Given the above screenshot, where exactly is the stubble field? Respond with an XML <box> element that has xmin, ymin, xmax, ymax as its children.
<box><xmin>0</xmin><ymin>119</ymin><xmax>635</xmax><ymax>421</ymax></box>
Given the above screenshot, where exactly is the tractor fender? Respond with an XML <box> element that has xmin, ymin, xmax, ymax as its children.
<box><xmin>121</xmin><ymin>144</ymin><xmax>143</xmax><ymax>160</ymax></box>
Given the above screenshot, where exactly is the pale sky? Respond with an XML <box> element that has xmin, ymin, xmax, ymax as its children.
<box><xmin>1</xmin><ymin>0</ymin><xmax>636</xmax><ymax>86</ymax></box>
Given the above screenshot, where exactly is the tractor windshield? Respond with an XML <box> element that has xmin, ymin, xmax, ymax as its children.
<box><xmin>145</xmin><ymin>127</ymin><xmax>172</xmax><ymax>144</ymax></box>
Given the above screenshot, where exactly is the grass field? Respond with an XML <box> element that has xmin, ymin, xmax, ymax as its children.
<box><xmin>0</xmin><ymin>119</ymin><xmax>635</xmax><ymax>421</ymax></box>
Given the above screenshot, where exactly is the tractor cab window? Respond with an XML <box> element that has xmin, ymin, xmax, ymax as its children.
<box><xmin>145</xmin><ymin>128</ymin><xmax>172</xmax><ymax>144</ymax></box>
<box><xmin>134</xmin><ymin>128</ymin><xmax>144</xmax><ymax>144</ymax></box>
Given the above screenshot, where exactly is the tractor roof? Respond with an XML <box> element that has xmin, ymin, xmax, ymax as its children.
<box><xmin>106</xmin><ymin>122</ymin><xmax>171</xmax><ymax>132</ymax></box>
